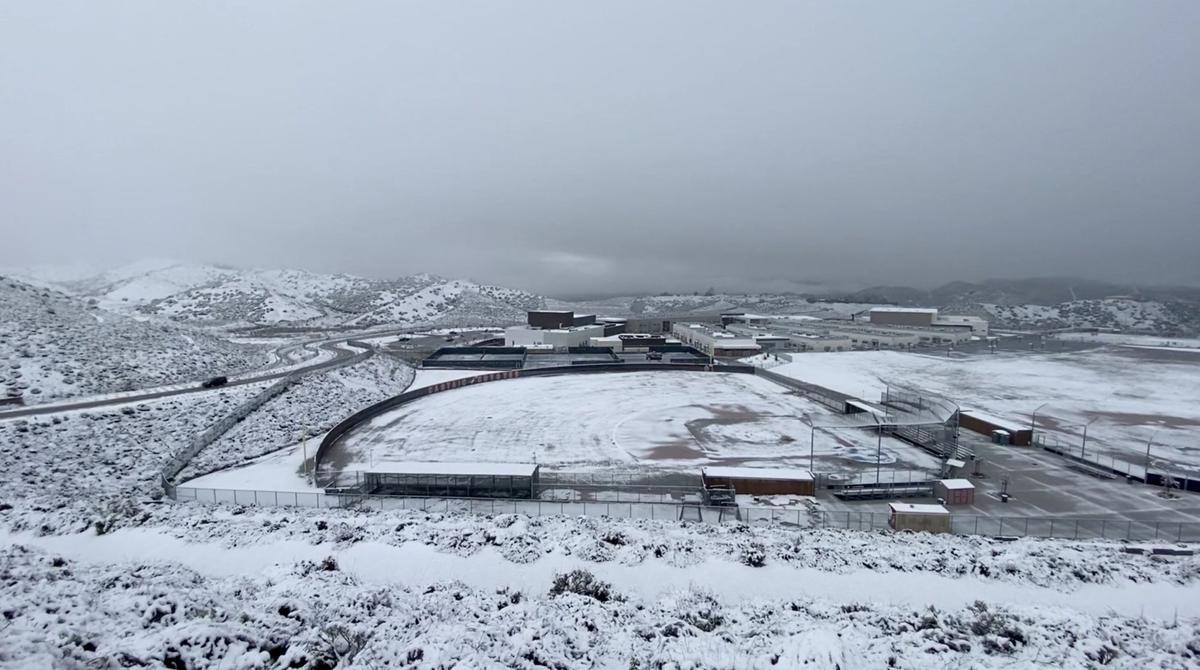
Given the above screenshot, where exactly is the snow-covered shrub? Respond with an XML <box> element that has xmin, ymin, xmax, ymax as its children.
<box><xmin>548</xmin><ymin>570</ymin><xmax>621</xmax><ymax>603</ymax></box>
<box><xmin>738</xmin><ymin>541</ymin><xmax>767</xmax><ymax>567</ymax></box>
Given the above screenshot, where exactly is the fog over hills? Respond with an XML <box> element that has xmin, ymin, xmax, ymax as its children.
<box><xmin>9</xmin><ymin>259</ymin><xmax>543</xmax><ymax>329</ymax></box>
<box><xmin>9</xmin><ymin>260</ymin><xmax>1200</xmax><ymax>334</ymax></box>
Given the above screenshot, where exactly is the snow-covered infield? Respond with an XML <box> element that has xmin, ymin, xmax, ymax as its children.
<box><xmin>329</xmin><ymin>370</ymin><xmax>942</xmax><ymax>478</ymax></box>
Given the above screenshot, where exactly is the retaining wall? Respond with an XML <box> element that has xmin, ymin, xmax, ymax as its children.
<box><xmin>161</xmin><ymin>347</ymin><xmax>373</xmax><ymax>493</ymax></box>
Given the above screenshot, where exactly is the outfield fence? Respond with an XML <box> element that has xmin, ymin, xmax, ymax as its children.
<box><xmin>171</xmin><ymin>486</ymin><xmax>1200</xmax><ymax>543</ymax></box>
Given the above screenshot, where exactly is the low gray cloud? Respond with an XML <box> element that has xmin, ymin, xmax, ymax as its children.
<box><xmin>2</xmin><ymin>1</ymin><xmax>1198</xmax><ymax>295</ymax></box>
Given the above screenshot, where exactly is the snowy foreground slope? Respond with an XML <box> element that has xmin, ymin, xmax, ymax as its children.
<box><xmin>0</xmin><ymin>276</ymin><xmax>271</xmax><ymax>401</ymax></box>
<box><xmin>3</xmin><ymin>508</ymin><xmax>1200</xmax><ymax>668</ymax></box>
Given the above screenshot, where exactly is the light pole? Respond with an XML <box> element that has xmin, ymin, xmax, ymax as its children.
<box><xmin>810</xmin><ymin>424</ymin><xmax>816</xmax><ymax>472</ymax></box>
<box><xmin>1030</xmin><ymin>403</ymin><xmax>1049</xmax><ymax>447</ymax></box>
<box><xmin>1145</xmin><ymin>425</ymin><xmax>1163</xmax><ymax>480</ymax></box>
<box><xmin>874</xmin><ymin>416</ymin><xmax>885</xmax><ymax>486</ymax></box>
<box><xmin>1080</xmin><ymin>417</ymin><xmax>1099</xmax><ymax>461</ymax></box>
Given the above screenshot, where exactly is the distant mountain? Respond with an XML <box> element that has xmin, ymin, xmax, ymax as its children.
<box><xmin>847</xmin><ymin>277</ymin><xmax>1200</xmax><ymax>307</ymax></box>
<box><xmin>17</xmin><ymin>260</ymin><xmax>544</xmax><ymax>328</ymax></box>
<box><xmin>0</xmin><ymin>275</ymin><xmax>271</xmax><ymax>401</ymax></box>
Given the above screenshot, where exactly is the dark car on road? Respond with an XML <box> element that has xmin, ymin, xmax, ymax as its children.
<box><xmin>201</xmin><ymin>376</ymin><xmax>229</xmax><ymax>389</ymax></box>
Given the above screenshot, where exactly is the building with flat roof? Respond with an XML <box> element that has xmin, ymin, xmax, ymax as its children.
<box><xmin>527</xmin><ymin>310</ymin><xmax>576</xmax><ymax>329</ymax></box>
<box><xmin>588</xmin><ymin>333</ymin><xmax>669</xmax><ymax>352</ymax></box>
<box><xmin>787</xmin><ymin>332</ymin><xmax>852</xmax><ymax>352</ymax></box>
<box><xmin>869</xmin><ymin>307</ymin><xmax>939</xmax><ymax>327</ymax></box>
<box><xmin>870</xmin><ymin>307</ymin><xmax>990</xmax><ymax>336</ymax></box>
<box><xmin>934</xmin><ymin>479</ymin><xmax>976</xmax><ymax>506</ymax></box>
<box><xmin>932</xmin><ymin>314</ymin><xmax>989</xmax><ymax>336</ymax></box>
<box><xmin>671</xmin><ymin>323</ymin><xmax>761</xmax><ymax>358</ymax></box>
<box><xmin>701</xmin><ymin>466</ymin><xmax>815</xmax><ymax>496</ymax></box>
<box><xmin>888</xmin><ymin>502</ymin><xmax>951</xmax><ymax>533</ymax></box>
<box><xmin>505</xmin><ymin>324</ymin><xmax>604</xmax><ymax>351</ymax></box>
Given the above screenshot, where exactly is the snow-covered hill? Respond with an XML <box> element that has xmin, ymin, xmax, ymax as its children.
<box><xmin>20</xmin><ymin>260</ymin><xmax>544</xmax><ymax>328</ymax></box>
<box><xmin>981</xmin><ymin>299</ymin><xmax>1200</xmax><ymax>334</ymax></box>
<box><xmin>0</xmin><ymin>276</ymin><xmax>272</xmax><ymax>401</ymax></box>
<box><xmin>558</xmin><ymin>292</ymin><xmax>1200</xmax><ymax>334</ymax></box>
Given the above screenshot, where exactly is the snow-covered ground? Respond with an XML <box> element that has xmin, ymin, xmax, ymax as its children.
<box><xmin>4</xmin><ymin>508</ymin><xmax>1200</xmax><ymax>667</ymax></box>
<box><xmin>179</xmin><ymin>357</ymin><xmax>415</xmax><ymax>480</ymax></box>
<box><xmin>1053</xmin><ymin>332</ymin><xmax>1200</xmax><ymax>351</ymax></box>
<box><xmin>2</xmin><ymin>345</ymin><xmax>1199</xmax><ymax>665</ymax></box>
<box><xmin>0</xmin><ymin>382</ymin><xmax>271</xmax><ymax>519</ymax></box>
<box><xmin>984</xmin><ymin>299</ymin><xmax>1196</xmax><ymax>333</ymax></box>
<box><xmin>770</xmin><ymin>349</ymin><xmax>1200</xmax><ymax>470</ymax></box>
<box><xmin>0</xmin><ymin>276</ymin><xmax>272</xmax><ymax>401</ymax></box>
<box><xmin>333</xmin><ymin>371</ymin><xmax>941</xmax><ymax>475</ymax></box>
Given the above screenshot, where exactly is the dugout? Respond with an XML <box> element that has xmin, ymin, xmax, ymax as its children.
<box><xmin>701</xmin><ymin>466</ymin><xmax>815</xmax><ymax>496</ymax></box>
<box><xmin>361</xmin><ymin>462</ymin><xmax>540</xmax><ymax>499</ymax></box>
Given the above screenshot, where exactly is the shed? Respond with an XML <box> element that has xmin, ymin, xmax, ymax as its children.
<box><xmin>888</xmin><ymin>502</ymin><xmax>951</xmax><ymax>533</ymax></box>
<box><xmin>701</xmin><ymin>466</ymin><xmax>815</xmax><ymax>496</ymax></box>
<box><xmin>933</xmin><ymin>479</ymin><xmax>975</xmax><ymax>506</ymax></box>
<box><xmin>360</xmin><ymin>462</ymin><xmax>540</xmax><ymax>499</ymax></box>
<box><xmin>959</xmin><ymin>409</ymin><xmax>1032</xmax><ymax>446</ymax></box>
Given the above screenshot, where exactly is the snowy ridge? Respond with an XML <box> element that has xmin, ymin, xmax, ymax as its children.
<box><xmin>22</xmin><ymin>260</ymin><xmax>543</xmax><ymax>328</ymax></box>
<box><xmin>982</xmin><ymin>299</ymin><xmax>1198</xmax><ymax>333</ymax></box>
<box><xmin>0</xmin><ymin>276</ymin><xmax>272</xmax><ymax>401</ymax></box>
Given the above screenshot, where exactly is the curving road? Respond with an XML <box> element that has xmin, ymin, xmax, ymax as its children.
<box><xmin>0</xmin><ymin>338</ymin><xmax>367</xmax><ymax>420</ymax></box>
<box><xmin>0</xmin><ymin>327</ymin><xmax>497</xmax><ymax>421</ymax></box>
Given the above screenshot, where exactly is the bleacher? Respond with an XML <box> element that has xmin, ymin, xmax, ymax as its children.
<box><xmin>833</xmin><ymin>484</ymin><xmax>934</xmax><ymax>501</ymax></box>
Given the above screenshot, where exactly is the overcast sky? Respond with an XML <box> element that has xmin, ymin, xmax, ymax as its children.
<box><xmin>2</xmin><ymin>1</ymin><xmax>1198</xmax><ymax>295</ymax></box>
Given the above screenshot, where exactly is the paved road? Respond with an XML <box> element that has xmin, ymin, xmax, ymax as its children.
<box><xmin>0</xmin><ymin>338</ymin><xmax>366</xmax><ymax>420</ymax></box>
<box><xmin>0</xmin><ymin>326</ymin><xmax>497</xmax><ymax>420</ymax></box>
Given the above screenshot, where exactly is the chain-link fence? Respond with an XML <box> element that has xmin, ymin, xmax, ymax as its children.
<box><xmin>172</xmin><ymin>485</ymin><xmax>1200</xmax><ymax>542</ymax></box>
<box><xmin>815</xmin><ymin>469</ymin><xmax>937</xmax><ymax>489</ymax></box>
<box><xmin>1035</xmin><ymin>434</ymin><xmax>1200</xmax><ymax>493</ymax></box>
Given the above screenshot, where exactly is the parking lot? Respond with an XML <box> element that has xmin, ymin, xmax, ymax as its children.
<box><xmin>817</xmin><ymin>432</ymin><xmax>1200</xmax><ymax>528</ymax></box>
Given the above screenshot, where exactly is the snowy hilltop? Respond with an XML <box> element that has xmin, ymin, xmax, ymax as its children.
<box><xmin>12</xmin><ymin>259</ymin><xmax>543</xmax><ymax>328</ymax></box>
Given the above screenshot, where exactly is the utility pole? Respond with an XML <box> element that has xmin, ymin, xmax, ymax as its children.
<box><xmin>1145</xmin><ymin>426</ymin><xmax>1162</xmax><ymax>482</ymax></box>
<box><xmin>1080</xmin><ymin>417</ymin><xmax>1099</xmax><ymax>461</ymax></box>
<box><xmin>301</xmin><ymin>425</ymin><xmax>311</xmax><ymax>485</ymax></box>
<box><xmin>875</xmin><ymin>417</ymin><xmax>885</xmax><ymax>486</ymax></box>
<box><xmin>1030</xmin><ymin>402</ymin><xmax>1049</xmax><ymax>447</ymax></box>
<box><xmin>810</xmin><ymin>424</ymin><xmax>816</xmax><ymax>471</ymax></box>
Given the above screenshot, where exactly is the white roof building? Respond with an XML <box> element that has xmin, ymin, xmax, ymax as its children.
<box><xmin>938</xmin><ymin>479</ymin><xmax>974</xmax><ymax>490</ymax></box>
<box><xmin>366</xmin><ymin>461</ymin><xmax>539</xmax><ymax>477</ymax></box>
<box><xmin>701</xmin><ymin>466</ymin><xmax>814</xmax><ymax>481</ymax></box>
<box><xmin>888</xmin><ymin>502</ymin><xmax>949</xmax><ymax>515</ymax></box>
